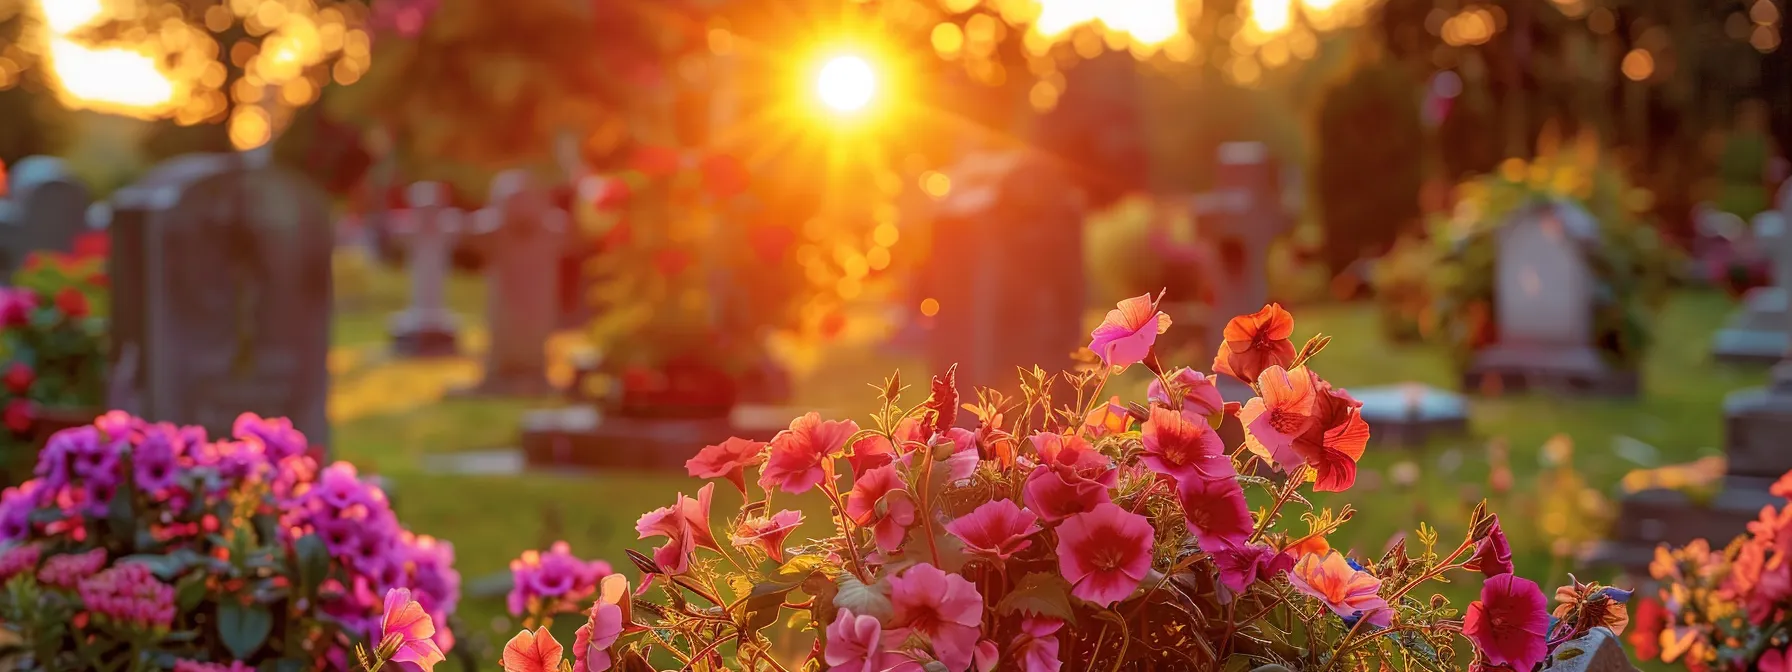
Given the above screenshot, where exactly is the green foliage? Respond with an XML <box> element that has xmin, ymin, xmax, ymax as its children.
<box><xmin>1313</xmin><ymin>53</ymin><xmax>1425</xmax><ymax>274</ymax></box>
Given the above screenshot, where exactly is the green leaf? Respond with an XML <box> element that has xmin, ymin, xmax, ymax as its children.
<box><xmin>216</xmin><ymin>600</ymin><xmax>272</xmax><ymax>660</ymax></box>
<box><xmin>739</xmin><ymin>582</ymin><xmax>798</xmax><ymax>638</ymax></box>
<box><xmin>995</xmin><ymin>573</ymin><xmax>1077</xmax><ymax>624</ymax></box>
<box><xmin>833</xmin><ymin>574</ymin><xmax>892</xmax><ymax>621</ymax></box>
<box><xmin>774</xmin><ymin>554</ymin><xmax>827</xmax><ymax>582</ymax></box>
<box><xmin>294</xmin><ymin>534</ymin><xmax>330</xmax><ymax>597</ymax></box>
<box><xmin>105</xmin><ymin>478</ymin><xmax>136</xmax><ymax>549</ymax></box>
<box><xmin>175</xmin><ymin>571</ymin><xmax>207</xmax><ymax>613</ymax></box>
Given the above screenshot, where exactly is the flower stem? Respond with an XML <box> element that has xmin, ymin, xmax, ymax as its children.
<box><xmin>818</xmin><ymin>477</ymin><xmax>872</xmax><ymax>583</ymax></box>
<box><xmin>916</xmin><ymin>449</ymin><xmax>944</xmax><ymax>567</ymax></box>
<box><xmin>1249</xmin><ymin>465</ymin><xmax>1310</xmax><ymax>544</ymax></box>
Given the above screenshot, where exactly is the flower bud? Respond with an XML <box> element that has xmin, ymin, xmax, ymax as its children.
<box><xmin>1430</xmin><ymin>594</ymin><xmax>1448</xmax><ymax>609</ymax></box>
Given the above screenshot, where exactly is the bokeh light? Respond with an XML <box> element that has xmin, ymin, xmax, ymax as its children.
<box><xmin>817</xmin><ymin>55</ymin><xmax>876</xmax><ymax>113</ymax></box>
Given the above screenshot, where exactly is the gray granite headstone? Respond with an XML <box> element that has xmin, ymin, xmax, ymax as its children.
<box><xmin>1544</xmin><ymin>628</ymin><xmax>1640</xmax><ymax>672</ymax></box>
<box><xmin>0</xmin><ymin>156</ymin><xmax>93</xmax><ymax>280</ymax></box>
<box><xmin>461</xmin><ymin>170</ymin><xmax>564</xmax><ymax>397</ymax></box>
<box><xmin>1713</xmin><ymin>180</ymin><xmax>1792</xmax><ymax>364</ymax></box>
<box><xmin>1190</xmin><ymin>142</ymin><xmax>1293</xmax><ymax>401</ymax></box>
<box><xmin>388</xmin><ymin>181</ymin><xmax>463</xmax><ymax>358</ymax></box>
<box><xmin>106</xmin><ymin>153</ymin><xmax>332</xmax><ymax>448</ymax></box>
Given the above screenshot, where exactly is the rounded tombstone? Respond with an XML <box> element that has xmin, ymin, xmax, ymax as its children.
<box><xmin>0</xmin><ymin>156</ymin><xmax>93</xmax><ymax>278</ymax></box>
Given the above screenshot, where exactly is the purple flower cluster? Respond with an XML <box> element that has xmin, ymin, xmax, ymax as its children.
<box><xmin>507</xmin><ymin>541</ymin><xmax>612</xmax><ymax>618</ymax></box>
<box><xmin>38</xmin><ymin>548</ymin><xmax>105</xmax><ymax>588</ymax></box>
<box><xmin>0</xmin><ymin>542</ymin><xmax>39</xmax><ymax>581</ymax></box>
<box><xmin>79</xmin><ymin>562</ymin><xmax>175</xmax><ymax>631</ymax></box>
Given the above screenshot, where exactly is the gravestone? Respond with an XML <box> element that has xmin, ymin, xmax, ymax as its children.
<box><xmin>1352</xmin><ymin>383</ymin><xmax>1470</xmax><ymax>447</ymax></box>
<box><xmin>0</xmin><ymin>156</ymin><xmax>94</xmax><ymax>279</ymax></box>
<box><xmin>1712</xmin><ymin>180</ymin><xmax>1792</xmax><ymax>364</ymax></box>
<box><xmin>106</xmin><ymin>154</ymin><xmax>332</xmax><ymax>447</ymax></box>
<box><xmin>927</xmin><ymin>150</ymin><xmax>1085</xmax><ymax>397</ymax></box>
<box><xmin>459</xmin><ymin>170</ymin><xmax>564</xmax><ymax>397</ymax></box>
<box><xmin>388</xmin><ymin>182</ymin><xmax>464</xmax><ymax>358</ymax></box>
<box><xmin>1463</xmin><ymin>199</ymin><xmax>1636</xmax><ymax>395</ymax></box>
<box><xmin>1189</xmin><ymin>142</ymin><xmax>1292</xmax><ymax>402</ymax></box>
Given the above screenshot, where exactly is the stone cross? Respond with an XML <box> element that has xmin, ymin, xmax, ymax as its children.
<box><xmin>463</xmin><ymin>170</ymin><xmax>565</xmax><ymax>397</ymax></box>
<box><xmin>0</xmin><ymin>156</ymin><xmax>93</xmax><ymax>280</ymax></box>
<box><xmin>1191</xmin><ymin>142</ymin><xmax>1292</xmax><ymax>399</ymax></box>
<box><xmin>388</xmin><ymin>181</ymin><xmax>463</xmax><ymax>357</ymax></box>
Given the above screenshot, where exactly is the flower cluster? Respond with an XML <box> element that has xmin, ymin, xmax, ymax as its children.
<box><xmin>507</xmin><ymin>541</ymin><xmax>612</xmax><ymax>622</ymax></box>
<box><xmin>0</xmin><ymin>250</ymin><xmax>109</xmax><ymax>476</ymax></box>
<box><xmin>0</xmin><ymin>411</ymin><xmax>458</xmax><ymax>671</ymax></box>
<box><xmin>495</xmin><ymin>297</ymin><xmax>1629</xmax><ymax>671</ymax></box>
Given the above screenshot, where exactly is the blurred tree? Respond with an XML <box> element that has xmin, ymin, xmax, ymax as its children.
<box><xmin>1313</xmin><ymin>42</ymin><xmax>1423</xmax><ymax>274</ymax></box>
<box><xmin>0</xmin><ymin>12</ymin><xmax>70</xmax><ymax>166</ymax></box>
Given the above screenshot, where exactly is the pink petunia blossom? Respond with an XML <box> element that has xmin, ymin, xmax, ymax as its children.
<box><xmin>1466</xmin><ymin>516</ymin><xmax>1514</xmax><ymax>577</ymax></box>
<box><xmin>501</xmin><ymin>627</ymin><xmax>563</xmax><ymax>672</ymax></box>
<box><xmin>1239</xmin><ymin>365</ymin><xmax>1319</xmax><ymax>470</ymax></box>
<box><xmin>634</xmin><ymin>483</ymin><xmax>719</xmax><ymax>575</ymax></box>
<box><xmin>845</xmin><ymin>465</ymin><xmax>917</xmax><ymax>552</ymax></box>
<box><xmin>572</xmin><ymin>599</ymin><xmax>624</xmax><ymax>672</ymax></box>
<box><xmin>945</xmin><ymin>499</ymin><xmax>1041</xmax><ymax>561</ymax></box>
<box><xmin>1464</xmin><ymin>573</ymin><xmax>1550</xmax><ymax>671</ymax></box>
<box><xmin>887</xmin><ymin>564</ymin><xmax>985</xmax><ymax>672</ymax></box>
<box><xmin>1056</xmin><ymin>503</ymin><xmax>1155</xmax><ymax>606</ymax></box>
<box><xmin>848</xmin><ymin>418</ymin><xmax>922</xmax><ymax>476</ymax></box>
<box><xmin>1764</xmin><ymin>647</ymin><xmax>1791</xmax><ymax>672</ymax></box>
<box><xmin>759</xmin><ymin>412</ymin><xmax>858</xmax><ymax>494</ymax></box>
<box><xmin>1022</xmin><ymin>433</ymin><xmax>1117</xmax><ymax>523</ymax></box>
<box><xmin>974</xmin><ymin>640</ymin><xmax>999</xmax><ymax>672</ymax></box>
<box><xmin>824</xmin><ymin>609</ymin><xmax>904</xmax><ymax>672</ymax></box>
<box><xmin>1289</xmin><ymin>552</ymin><xmax>1392</xmax><ymax>628</ymax></box>
<box><xmin>507</xmin><ymin>542</ymin><xmax>611</xmax><ymax>617</ymax></box>
<box><xmin>1147</xmin><ymin>368</ymin><xmax>1228</xmax><ymax>421</ymax></box>
<box><xmin>1087</xmin><ymin>293</ymin><xmax>1172</xmax><ymax>369</ymax></box>
<box><xmin>731</xmin><ymin>509</ymin><xmax>804</xmax><ymax>563</ymax></box>
<box><xmin>380</xmin><ymin>588</ymin><xmax>446</xmax><ymax>671</ymax></box>
<box><xmin>1176</xmin><ymin>475</ymin><xmax>1253</xmax><ymax>550</ymax></box>
<box><xmin>1140</xmin><ymin>405</ymin><xmax>1233</xmax><ymax>484</ymax></box>
<box><xmin>684</xmin><ymin>437</ymin><xmax>766</xmax><ymax>493</ymax></box>
<box><xmin>1016</xmin><ymin>617</ymin><xmax>1064</xmax><ymax>672</ymax></box>
<box><xmin>1212</xmin><ymin>544</ymin><xmax>1295</xmax><ymax>602</ymax></box>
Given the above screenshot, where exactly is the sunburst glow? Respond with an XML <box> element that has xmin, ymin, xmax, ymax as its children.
<box><xmin>1033</xmin><ymin>0</ymin><xmax>1181</xmax><ymax>45</ymax></box>
<box><xmin>816</xmin><ymin>55</ymin><xmax>876</xmax><ymax>113</ymax></box>
<box><xmin>34</xmin><ymin>0</ymin><xmax>178</xmax><ymax>114</ymax></box>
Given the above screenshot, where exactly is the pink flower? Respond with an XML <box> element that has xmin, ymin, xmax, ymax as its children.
<box><xmin>1176</xmin><ymin>475</ymin><xmax>1252</xmax><ymax>550</ymax></box>
<box><xmin>38</xmin><ymin>548</ymin><xmax>105</xmax><ymax>588</ymax></box>
<box><xmin>1088</xmin><ymin>293</ymin><xmax>1172</xmax><ymax>369</ymax></box>
<box><xmin>824</xmin><ymin>609</ymin><xmax>903</xmax><ymax>672</ymax></box>
<box><xmin>78</xmin><ymin>562</ymin><xmax>174</xmax><ymax>631</ymax></box>
<box><xmin>1464</xmin><ymin>574</ymin><xmax>1549</xmax><ymax>671</ymax></box>
<box><xmin>1213</xmin><ymin>544</ymin><xmax>1294</xmax><ymax>601</ymax></box>
<box><xmin>634</xmin><ymin>483</ymin><xmax>719</xmax><ymax>575</ymax></box>
<box><xmin>945</xmin><ymin>499</ymin><xmax>1041</xmax><ymax>561</ymax></box>
<box><xmin>849</xmin><ymin>419</ymin><xmax>921</xmax><ymax>476</ymax></box>
<box><xmin>1466</xmin><ymin>516</ymin><xmax>1514</xmax><ymax>577</ymax></box>
<box><xmin>1056</xmin><ymin>503</ymin><xmax>1154</xmax><ymax>606</ymax></box>
<box><xmin>1022</xmin><ymin>433</ymin><xmax>1116</xmax><ymax>523</ymax></box>
<box><xmin>380</xmin><ymin>588</ymin><xmax>446</xmax><ymax>672</ymax></box>
<box><xmin>887</xmin><ymin>563</ymin><xmax>984</xmax><ymax>671</ymax></box>
<box><xmin>507</xmin><ymin>542</ymin><xmax>611</xmax><ymax>617</ymax></box>
<box><xmin>685</xmin><ymin>437</ymin><xmax>766</xmax><ymax>493</ymax></box>
<box><xmin>1289</xmin><ymin>552</ymin><xmax>1391</xmax><ymax>628</ymax></box>
<box><xmin>0</xmin><ymin>543</ymin><xmax>39</xmax><ymax>581</ymax></box>
<box><xmin>845</xmin><ymin>465</ymin><xmax>916</xmax><ymax>552</ymax></box>
<box><xmin>759</xmin><ymin>412</ymin><xmax>858</xmax><ymax>494</ymax></box>
<box><xmin>1140</xmin><ymin>406</ymin><xmax>1233</xmax><ymax>484</ymax></box>
<box><xmin>572</xmin><ymin>599</ymin><xmax>624</xmax><ymax>672</ymax></box>
<box><xmin>501</xmin><ymin>627</ymin><xmax>563</xmax><ymax>672</ymax></box>
<box><xmin>1239</xmin><ymin>365</ymin><xmax>1319</xmax><ymax>470</ymax></box>
<box><xmin>1016</xmin><ymin>617</ymin><xmax>1063</xmax><ymax>672</ymax></box>
<box><xmin>974</xmin><ymin>640</ymin><xmax>998</xmax><ymax>672</ymax></box>
<box><xmin>731</xmin><ymin>509</ymin><xmax>804</xmax><ymax>563</ymax></box>
<box><xmin>1765</xmin><ymin>648</ymin><xmax>1791</xmax><ymax>672</ymax></box>
<box><xmin>1147</xmin><ymin>368</ymin><xmax>1227</xmax><ymax>420</ymax></box>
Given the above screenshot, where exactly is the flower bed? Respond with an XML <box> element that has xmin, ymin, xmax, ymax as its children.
<box><xmin>0</xmin><ymin>412</ymin><xmax>458</xmax><ymax>671</ymax></box>
<box><xmin>492</xmin><ymin>298</ymin><xmax>1637</xmax><ymax>671</ymax></box>
<box><xmin>0</xmin><ymin>250</ymin><xmax>110</xmax><ymax>486</ymax></box>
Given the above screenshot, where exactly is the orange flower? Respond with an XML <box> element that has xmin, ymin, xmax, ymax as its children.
<box><xmin>1286</xmin><ymin>535</ymin><xmax>1330</xmax><ymax>558</ymax></box>
<box><xmin>1239</xmin><ymin>366</ymin><xmax>1319</xmax><ymax>470</ymax></box>
<box><xmin>1291</xmin><ymin>377</ymin><xmax>1372</xmax><ymax>492</ymax></box>
<box><xmin>1212</xmin><ymin>304</ymin><xmax>1297</xmax><ymax>385</ymax></box>
<box><xmin>1289</xmin><ymin>552</ymin><xmax>1391</xmax><ymax>627</ymax></box>
<box><xmin>501</xmin><ymin>627</ymin><xmax>563</xmax><ymax>672</ymax></box>
<box><xmin>1551</xmin><ymin>579</ymin><xmax>1630</xmax><ymax>635</ymax></box>
<box><xmin>1083</xmin><ymin>396</ymin><xmax>1132</xmax><ymax>437</ymax></box>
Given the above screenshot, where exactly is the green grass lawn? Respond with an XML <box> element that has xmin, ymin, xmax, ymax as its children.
<box><xmin>326</xmin><ymin>260</ymin><xmax>1756</xmax><ymax>665</ymax></box>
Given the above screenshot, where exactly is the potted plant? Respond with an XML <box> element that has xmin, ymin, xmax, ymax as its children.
<box><xmin>0</xmin><ymin>249</ymin><xmax>109</xmax><ymax>486</ymax></box>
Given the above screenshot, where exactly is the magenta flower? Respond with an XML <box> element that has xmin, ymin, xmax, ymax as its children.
<box><xmin>1057</xmin><ymin>503</ymin><xmax>1155</xmax><ymax>606</ymax></box>
<box><xmin>79</xmin><ymin>562</ymin><xmax>174</xmax><ymax>631</ymax></box>
<box><xmin>507</xmin><ymin>541</ymin><xmax>611</xmax><ymax>616</ymax></box>
<box><xmin>635</xmin><ymin>483</ymin><xmax>719</xmax><ymax>575</ymax></box>
<box><xmin>945</xmin><ymin>499</ymin><xmax>1041</xmax><ymax>561</ymax></box>
<box><xmin>684</xmin><ymin>437</ymin><xmax>766</xmax><ymax>493</ymax></box>
<box><xmin>1464</xmin><ymin>573</ymin><xmax>1549</xmax><ymax>671</ymax></box>
<box><xmin>1087</xmin><ymin>293</ymin><xmax>1172</xmax><ymax>369</ymax></box>
<box><xmin>887</xmin><ymin>563</ymin><xmax>984</xmax><ymax>672</ymax></box>
<box><xmin>731</xmin><ymin>509</ymin><xmax>804</xmax><ymax>563</ymax></box>
<box><xmin>845</xmin><ymin>465</ymin><xmax>916</xmax><ymax>552</ymax></box>
<box><xmin>1140</xmin><ymin>405</ymin><xmax>1233</xmax><ymax>484</ymax></box>
<box><xmin>1289</xmin><ymin>552</ymin><xmax>1392</xmax><ymax>628</ymax></box>
<box><xmin>233</xmin><ymin>413</ymin><xmax>308</xmax><ymax>461</ymax></box>
<box><xmin>824</xmin><ymin>609</ymin><xmax>903</xmax><ymax>672</ymax></box>
<box><xmin>1016</xmin><ymin>617</ymin><xmax>1064</xmax><ymax>672</ymax></box>
<box><xmin>39</xmin><ymin>548</ymin><xmax>106</xmax><ymax>588</ymax></box>
<box><xmin>1213</xmin><ymin>544</ymin><xmax>1294</xmax><ymax>600</ymax></box>
<box><xmin>0</xmin><ymin>543</ymin><xmax>39</xmax><ymax>581</ymax></box>
<box><xmin>1147</xmin><ymin>368</ymin><xmax>1227</xmax><ymax>421</ymax></box>
<box><xmin>759</xmin><ymin>412</ymin><xmax>858</xmax><ymax>494</ymax></box>
<box><xmin>1466</xmin><ymin>516</ymin><xmax>1515</xmax><ymax>577</ymax></box>
<box><xmin>572</xmin><ymin>599</ymin><xmax>624</xmax><ymax>672</ymax></box>
<box><xmin>380</xmin><ymin>587</ymin><xmax>446</xmax><ymax>672</ymax></box>
<box><xmin>1176</xmin><ymin>475</ymin><xmax>1253</xmax><ymax>550</ymax></box>
<box><xmin>1022</xmin><ymin>433</ymin><xmax>1116</xmax><ymax>523</ymax></box>
<box><xmin>974</xmin><ymin>640</ymin><xmax>998</xmax><ymax>672</ymax></box>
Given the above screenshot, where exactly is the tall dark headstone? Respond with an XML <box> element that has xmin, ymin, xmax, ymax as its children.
<box><xmin>0</xmin><ymin>156</ymin><xmax>92</xmax><ymax>279</ymax></box>
<box><xmin>106</xmin><ymin>154</ymin><xmax>332</xmax><ymax>447</ymax></box>
<box><xmin>462</xmin><ymin>170</ymin><xmax>564</xmax><ymax>397</ymax></box>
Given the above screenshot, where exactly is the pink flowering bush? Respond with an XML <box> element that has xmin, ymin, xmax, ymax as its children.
<box><xmin>494</xmin><ymin>297</ymin><xmax>1635</xmax><ymax>671</ymax></box>
<box><xmin>0</xmin><ymin>412</ymin><xmax>459</xmax><ymax>671</ymax></box>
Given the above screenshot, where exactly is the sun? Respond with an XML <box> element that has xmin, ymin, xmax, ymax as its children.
<box><xmin>815</xmin><ymin>55</ymin><xmax>876</xmax><ymax>113</ymax></box>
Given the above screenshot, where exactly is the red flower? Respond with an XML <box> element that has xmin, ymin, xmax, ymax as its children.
<box><xmin>1627</xmin><ymin>597</ymin><xmax>1666</xmax><ymax>661</ymax></box>
<box><xmin>633</xmin><ymin>483</ymin><xmax>719</xmax><ymax>575</ymax></box>
<box><xmin>887</xmin><ymin>564</ymin><xmax>985</xmax><ymax>672</ymax></box>
<box><xmin>1290</xmin><ymin>551</ymin><xmax>1392</xmax><ymax>627</ymax></box>
<box><xmin>1465</xmin><ymin>516</ymin><xmax>1514</xmax><ymax>577</ymax></box>
<box><xmin>730</xmin><ymin>510</ymin><xmax>803</xmax><ymax>563</ymax></box>
<box><xmin>699</xmin><ymin>153</ymin><xmax>750</xmax><ymax>199</ymax></box>
<box><xmin>1176</xmin><ymin>473</ymin><xmax>1252</xmax><ymax>550</ymax></box>
<box><xmin>3</xmin><ymin>362</ymin><xmax>33</xmax><ymax>395</ymax></box>
<box><xmin>759</xmin><ymin>412</ymin><xmax>858</xmax><ymax>495</ymax></box>
<box><xmin>1140</xmin><ymin>405</ymin><xmax>1232</xmax><ymax>484</ymax></box>
<box><xmin>1056</xmin><ymin>502</ymin><xmax>1155</xmax><ymax>606</ymax></box>
<box><xmin>0</xmin><ymin>288</ymin><xmax>36</xmax><ymax>327</ymax></box>
<box><xmin>55</xmin><ymin>287</ymin><xmax>89</xmax><ymax>319</ymax></box>
<box><xmin>1242</xmin><ymin>369</ymin><xmax>1371</xmax><ymax>492</ymax></box>
<box><xmin>629</xmin><ymin>146</ymin><xmax>684</xmax><ymax>179</ymax></box>
<box><xmin>1148</xmin><ymin>367</ymin><xmax>1227</xmax><ymax>422</ymax></box>
<box><xmin>1766</xmin><ymin>649</ymin><xmax>1792</xmax><ymax>672</ymax></box>
<box><xmin>72</xmin><ymin>232</ymin><xmax>109</xmax><ymax>260</ymax></box>
<box><xmin>844</xmin><ymin>464</ymin><xmax>915</xmax><ymax>551</ymax></box>
<box><xmin>3</xmin><ymin>399</ymin><xmax>34</xmax><ymax>435</ymax></box>
<box><xmin>945</xmin><ymin>499</ymin><xmax>1041</xmax><ymax>561</ymax></box>
<box><xmin>587</xmin><ymin>178</ymin><xmax>632</xmax><ymax>211</ymax></box>
<box><xmin>1464</xmin><ymin>573</ymin><xmax>1550</xmax><ymax>671</ymax></box>
<box><xmin>1212</xmin><ymin>304</ymin><xmax>1297</xmax><ymax>385</ymax></box>
<box><xmin>847</xmin><ymin>418</ymin><xmax>919</xmax><ymax>477</ymax></box>
<box><xmin>684</xmin><ymin>437</ymin><xmax>766</xmax><ymax>493</ymax></box>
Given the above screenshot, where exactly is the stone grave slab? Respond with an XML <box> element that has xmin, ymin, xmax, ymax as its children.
<box><xmin>455</xmin><ymin>170</ymin><xmax>565</xmax><ymax>398</ymax></box>
<box><xmin>1352</xmin><ymin>383</ymin><xmax>1470</xmax><ymax>446</ymax></box>
<box><xmin>519</xmin><ymin>404</ymin><xmax>805</xmax><ymax>471</ymax></box>
<box><xmin>0</xmin><ymin>156</ymin><xmax>93</xmax><ymax>279</ymax></box>
<box><xmin>1714</xmin><ymin>192</ymin><xmax>1792</xmax><ymax>364</ymax></box>
<box><xmin>1544</xmin><ymin>628</ymin><xmax>1640</xmax><ymax>672</ymax></box>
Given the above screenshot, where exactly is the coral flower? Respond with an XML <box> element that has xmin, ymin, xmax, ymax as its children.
<box><xmin>848</xmin><ymin>418</ymin><xmax>922</xmax><ymax>476</ymax></box>
<box><xmin>759</xmin><ymin>412</ymin><xmax>859</xmax><ymax>495</ymax></box>
<box><xmin>572</xmin><ymin>599</ymin><xmax>624</xmax><ymax>672</ymax></box>
<box><xmin>1463</xmin><ymin>573</ymin><xmax>1550</xmax><ymax>671</ymax></box>
<box><xmin>1056</xmin><ymin>503</ymin><xmax>1155</xmax><ymax>606</ymax></box>
<box><xmin>1466</xmin><ymin>516</ymin><xmax>1514</xmax><ymax>577</ymax></box>
<box><xmin>1016</xmin><ymin>617</ymin><xmax>1063</xmax><ymax>672</ymax></box>
<box><xmin>1140</xmin><ymin>406</ymin><xmax>1233</xmax><ymax>484</ymax></box>
<box><xmin>1213</xmin><ymin>544</ymin><xmax>1295</xmax><ymax>599</ymax></box>
<box><xmin>731</xmin><ymin>510</ymin><xmax>804</xmax><ymax>563</ymax></box>
<box><xmin>845</xmin><ymin>465</ymin><xmax>917</xmax><ymax>552</ymax></box>
<box><xmin>634</xmin><ymin>483</ymin><xmax>718</xmax><ymax>575</ymax></box>
<box><xmin>684</xmin><ymin>437</ymin><xmax>766</xmax><ymax>493</ymax></box>
<box><xmin>501</xmin><ymin>627</ymin><xmax>563</xmax><ymax>672</ymax></box>
<box><xmin>945</xmin><ymin>499</ymin><xmax>1041</xmax><ymax>561</ymax></box>
<box><xmin>1212</xmin><ymin>303</ymin><xmax>1297</xmax><ymax>385</ymax></box>
<box><xmin>1088</xmin><ymin>293</ymin><xmax>1172</xmax><ymax>369</ymax></box>
<box><xmin>1083</xmin><ymin>396</ymin><xmax>1132</xmax><ymax>438</ymax></box>
<box><xmin>1292</xmin><ymin>378</ymin><xmax>1372</xmax><ymax>492</ymax></box>
<box><xmin>1239</xmin><ymin>365</ymin><xmax>1319</xmax><ymax>469</ymax></box>
<box><xmin>1289</xmin><ymin>552</ymin><xmax>1392</xmax><ymax>628</ymax></box>
<box><xmin>1552</xmin><ymin>578</ymin><xmax>1630</xmax><ymax>635</ymax></box>
<box><xmin>1148</xmin><ymin>368</ymin><xmax>1227</xmax><ymax>422</ymax></box>
<box><xmin>825</xmin><ymin>609</ymin><xmax>903</xmax><ymax>672</ymax></box>
<box><xmin>887</xmin><ymin>564</ymin><xmax>985</xmax><ymax>672</ymax></box>
<box><xmin>380</xmin><ymin>588</ymin><xmax>446</xmax><ymax>672</ymax></box>
<box><xmin>1176</xmin><ymin>475</ymin><xmax>1253</xmax><ymax>550</ymax></box>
